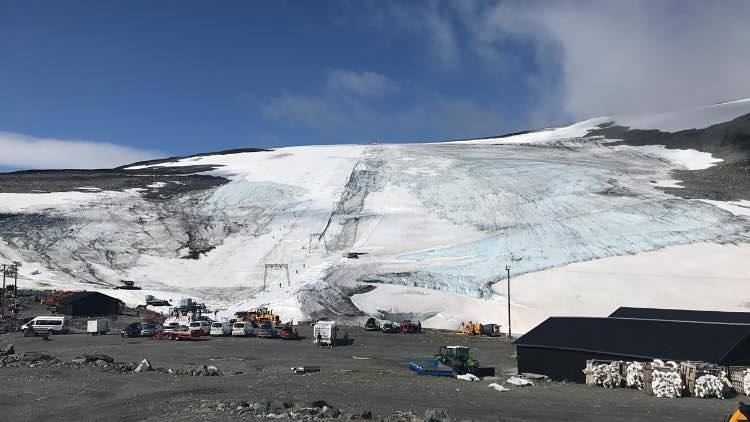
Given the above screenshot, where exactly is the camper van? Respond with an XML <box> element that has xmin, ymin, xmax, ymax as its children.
<box><xmin>313</xmin><ymin>320</ymin><xmax>337</xmax><ymax>347</ymax></box>
<box><xmin>22</xmin><ymin>316</ymin><xmax>71</xmax><ymax>335</ymax></box>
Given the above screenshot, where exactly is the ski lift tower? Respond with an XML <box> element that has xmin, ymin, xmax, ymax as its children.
<box><xmin>263</xmin><ymin>263</ymin><xmax>290</xmax><ymax>291</ymax></box>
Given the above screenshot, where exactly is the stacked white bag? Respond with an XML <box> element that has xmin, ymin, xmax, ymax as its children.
<box><xmin>626</xmin><ymin>361</ymin><xmax>644</xmax><ymax>389</ymax></box>
<box><xmin>694</xmin><ymin>371</ymin><xmax>732</xmax><ymax>399</ymax></box>
<box><xmin>591</xmin><ymin>362</ymin><xmax>623</xmax><ymax>388</ymax></box>
<box><xmin>743</xmin><ymin>369</ymin><xmax>750</xmax><ymax>396</ymax></box>
<box><xmin>650</xmin><ymin>361</ymin><xmax>683</xmax><ymax>398</ymax></box>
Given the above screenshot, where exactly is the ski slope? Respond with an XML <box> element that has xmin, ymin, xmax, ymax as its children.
<box><xmin>1</xmin><ymin>100</ymin><xmax>750</xmax><ymax>333</ymax></box>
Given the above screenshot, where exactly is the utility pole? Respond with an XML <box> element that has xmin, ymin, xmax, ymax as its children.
<box><xmin>506</xmin><ymin>265</ymin><xmax>511</xmax><ymax>340</ymax></box>
<box><xmin>1</xmin><ymin>264</ymin><xmax>6</xmax><ymax>309</ymax></box>
<box><xmin>12</xmin><ymin>262</ymin><xmax>19</xmax><ymax>314</ymax></box>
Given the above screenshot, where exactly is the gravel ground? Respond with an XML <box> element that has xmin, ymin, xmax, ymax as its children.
<box><xmin>0</xmin><ymin>322</ymin><xmax>740</xmax><ymax>421</ymax></box>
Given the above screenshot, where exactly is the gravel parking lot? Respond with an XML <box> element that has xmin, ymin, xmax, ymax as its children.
<box><xmin>0</xmin><ymin>321</ymin><xmax>739</xmax><ymax>421</ymax></box>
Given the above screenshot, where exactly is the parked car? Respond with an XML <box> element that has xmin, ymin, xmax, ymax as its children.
<box><xmin>399</xmin><ymin>320</ymin><xmax>422</xmax><ymax>334</ymax></box>
<box><xmin>22</xmin><ymin>316</ymin><xmax>71</xmax><ymax>335</ymax></box>
<box><xmin>140</xmin><ymin>323</ymin><xmax>161</xmax><ymax>337</ymax></box>
<box><xmin>279</xmin><ymin>324</ymin><xmax>299</xmax><ymax>340</ymax></box>
<box><xmin>257</xmin><ymin>320</ymin><xmax>276</xmax><ymax>338</ymax></box>
<box><xmin>189</xmin><ymin>320</ymin><xmax>211</xmax><ymax>335</ymax></box>
<box><xmin>364</xmin><ymin>317</ymin><xmax>380</xmax><ymax>331</ymax></box>
<box><xmin>153</xmin><ymin>325</ymin><xmax>201</xmax><ymax>340</ymax></box>
<box><xmin>121</xmin><ymin>322</ymin><xmax>142</xmax><ymax>337</ymax></box>
<box><xmin>162</xmin><ymin>322</ymin><xmax>180</xmax><ymax>333</ymax></box>
<box><xmin>382</xmin><ymin>321</ymin><xmax>400</xmax><ymax>334</ymax></box>
<box><xmin>232</xmin><ymin>321</ymin><xmax>254</xmax><ymax>337</ymax></box>
<box><xmin>210</xmin><ymin>321</ymin><xmax>232</xmax><ymax>336</ymax></box>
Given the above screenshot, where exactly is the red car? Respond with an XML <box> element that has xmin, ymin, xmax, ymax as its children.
<box><xmin>153</xmin><ymin>325</ymin><xmax>203</xmax><ymax>341</ymax></box>
<box><xmin>399</xmin><ymin>320</ymin><xmax>422</xmax><ymax>334</ymax></box>
<box><xmin>279</xmin><ymin>324</ymin><xmax>299</xmax><ymax>340</ymax></box>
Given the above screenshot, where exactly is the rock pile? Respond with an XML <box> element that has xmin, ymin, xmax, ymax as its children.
<box><xmin>185</xmin><ymin>399</ymin><xmax>346</xmax><ymax>420</ymax></box>
<box><xmin>1</xmin><ymin>349</ymin><xmax>225</xmax><ymax>377</ymax></box>
<box><xmin>0</xmin><ymin>351</ymin><xmax>61</xmax><ymax>368</ymax></box>
<box><xmin>181</xmin><ymin>399</ymin><xmax>449</xmax><ymax>421</ymax></box>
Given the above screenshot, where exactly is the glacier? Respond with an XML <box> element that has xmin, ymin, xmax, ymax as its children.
<box><xmin>1</xmin><ymin>100</ymin><xmax>750</xmax><ymax>333</ymax></box>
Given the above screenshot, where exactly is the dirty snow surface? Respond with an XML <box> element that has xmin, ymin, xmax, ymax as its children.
<box><xmin>2</xmin><ymin>101</ymin><xmax>750</xmax><ymax>333</ymax></box>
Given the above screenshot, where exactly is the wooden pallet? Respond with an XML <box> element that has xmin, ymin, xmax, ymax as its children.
<box><xmin>680</xmin><ymin>361</ymin><xmax>723</xmax><ymax>395</ymax></box>
<box><xmin>644</xmin><ymin>363</ymin><xmax>682</xmax><ymax>396</ymax></box>
<box><xmin>584</xmin><ymin>360</ymin><xmax>623</xmax><ymax>386</ymax></box>
<box><xmin>727</xmin><ymin>366</ymin><xmax>750</xmax><ymax>396</ymax></box>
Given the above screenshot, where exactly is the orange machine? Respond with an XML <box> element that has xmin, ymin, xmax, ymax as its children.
<box><xmin>456</xmin><ymin>321</ymin><xmax>482</xmax><ymax>336</ymax></box>
<box><xmin>726</xmin><ymin>403</ymin><xmax>750</xmax><ymax>422</ymax></box>
<box><xmin>234</xmin><ymin>307</ymin><xmax>281</xmax><ymax>327</ymax></box>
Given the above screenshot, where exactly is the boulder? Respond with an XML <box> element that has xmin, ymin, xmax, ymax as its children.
<box><xmin>424</xmin><ymin>408</ymin><xmax>450</xmax><ymax>422</ymax></box>
<box><xmin>79</xmin><ymin>353</ymin><xmax>114</xmax><ymax>364</ymax></box>
<box><xmin>135</xmin><ymin>359</ymin><xmax>153</xmax><ymax>372</ymax></box>
<box><xmin>320</xmin><ymin>405</ymin><xmax>342</xmax><ymax>418</ymax></box>
<box><xmin>310</xmin><ymin>400</ymin><xmax>328</xmax><ymax>408</ymax></box>
<box><xmin>0</xmin><ymin>344</ymin><xmax>15</xmax><ymax>356</ymax></box>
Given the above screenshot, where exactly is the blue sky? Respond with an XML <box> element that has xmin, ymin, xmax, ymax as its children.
<box><xmin>1</xmin><ymin>1</ymin><xmax>749</xmax><ymax>168</ymax></box>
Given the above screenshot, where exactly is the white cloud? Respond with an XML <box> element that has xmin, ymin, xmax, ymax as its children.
<box><xmin>369</xmin><ymin>1</ymin><xmax>750</xmax><ymax>123</ymax></box>
<box><xmin>0</xmin><ymin>131</ymin><xmax>164</xmax><ymax>169</ymax></box>
<box><xmin>461</xmin><ymin>0</ymin><xmax>750</xmax><ymax>119</ymax></box>
<box><xmin>326</xmin><ymin>69</ymin><xmax>398</xmax><ymax>98</ymax></box>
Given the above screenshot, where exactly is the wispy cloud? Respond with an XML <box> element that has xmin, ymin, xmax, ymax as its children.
<box><xmin>0</xmin><ymin>131</ymin><xmax>164</xmax><ymax>170</ymax></box>
<box><xmin>260</xmin><ymin>69</ymin><xmax>503</xmax><ymax>142</ymax></box>
<box><xmin>326</xmin><ymin>69</ymin><xmax>398</xmax><ymax>98</ymax></box>
<box><xmin>454</xmin><ymin>0</ymin><xmax>750</xmax><ymax>120</ymax></box>
<box><xmin>362</xmin><ymin>1</ymin><xmax>462</xmax><ymax>69</ymax></box>
<box><xmin>363</xmin><ymin>1</ymin><xmax>750</xmax><ymax>124</ymax></box>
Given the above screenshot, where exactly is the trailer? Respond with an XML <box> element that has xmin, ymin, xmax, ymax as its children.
<box><xmin>409</xmin><ymin>358</ymin><xmax>454</xmax><ymax>377</ymax></box>
<box><xmin>313</xmin><ymin>320</ymin><xmax>337</xmax><ymax>347</ymax></box>
<box><xmin>87</xmin><ymin>319</ymin><xmax>110</xmax><ymax>335</ymax></box>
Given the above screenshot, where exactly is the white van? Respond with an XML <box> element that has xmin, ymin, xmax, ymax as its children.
<box><xmin>210</xmin><ymin>321</ymin><xmax>232</xmax><ymax>336</ymax></box>
<box><xmin>22</xmin><ymin>316</ymin><xmax>71</xmax><ymax>335</ymax></box>
<box><xmin>188</xmin><ymin>320</ymin><xmax>211</xmax><ymax>335</ymax></box>
<box><xmin>232</xmin><ymin>321</ymin><xmax>253</xmax><ymax>337</ymax></box>
<box><xmin>313</xmin><ymin>320</ymin><xmax>337</xmax><ymax>347</ymax></box>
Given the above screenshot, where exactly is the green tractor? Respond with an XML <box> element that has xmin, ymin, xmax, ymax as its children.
<box><xmin>434</xmin><ymin>346</ymin><xmax>479</xmax><ymax>375</ymax></box>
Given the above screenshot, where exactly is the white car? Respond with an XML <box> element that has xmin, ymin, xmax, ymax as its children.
<box><xmin>210</xmin><ymin>321</ymin><xmax>232</xmax><ymax>336</ymax></box>
<box><xmin>22</xmin><ymin>316</ymin><xmax>71</xmax><ymax>335</ymax></box>
<box><xmin>188</xmin><ymin>320</ymin><xmax>211</xmax><ymax>335</ymax></box>
<box><xmin>232</xmin><ymin>321</ymin><xmax>253</xmax><ymax>337</ymax></box>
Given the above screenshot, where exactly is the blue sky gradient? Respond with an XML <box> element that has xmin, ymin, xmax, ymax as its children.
<box><xmin>1</xmin><ymin>1</ymin><xmax>748</xmax><ymax>168</ymax></box>
<box><xmin>0</xmin><ymin>2</ymin><xmax>541</xmax><ymax>155</ymax></box>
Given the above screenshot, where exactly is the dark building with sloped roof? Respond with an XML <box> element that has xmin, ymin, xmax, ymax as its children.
<box><xmin>514</xmin><ymin>317</ymin><xmax>750</xmax><ymax>382</ymax></box>
<box><xmin>609</xmin><ymin>307</ymin><xmax>750</xmax><ymax>325</ymax></box>
<box><xmin>57</xmin><ymin>291</ymin><xmax>122</xmax><ymax>316</ymax></box>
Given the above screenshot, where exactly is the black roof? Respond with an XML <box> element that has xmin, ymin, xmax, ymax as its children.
<box><xmin>609</xmin><ymin>307</ymin><xmax>750</xmax><ymax>325</ymax></box>
<box><xmin>514</xmin><ymin>316</ymin><xmax>750</xmax><ymax>365</ymax></box>
<box><xmin>57</xmin><ymin>291</ymin><xmax>122</xmax><ymax>306</ymax></box>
